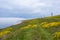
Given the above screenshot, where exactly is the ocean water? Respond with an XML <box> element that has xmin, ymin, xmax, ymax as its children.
<box><xmin>0</xmin><ymin>18</ymin><xmax>25</xmax><ymax>29</ymax></box>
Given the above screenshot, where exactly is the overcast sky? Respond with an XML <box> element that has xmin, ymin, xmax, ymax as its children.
<box><xmin>0</xmin><ymin>0</ymin><xmax>60</xmax><ymax>18</ymax></box>
<box><xmin>0</xmin><ymin>0</ymin><xmax>60</xmax><ymax>28</ymax></box>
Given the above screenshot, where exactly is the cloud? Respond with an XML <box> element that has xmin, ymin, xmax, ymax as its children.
<box><xmin>0</xmin><ymin>0</ymin><xmax>52</xmax><ymax>13</ymax></box>
<box><xmin>0</xmin><ymin>0</ymin><xmax>60</xmax><ymax>18</ymax></box>
<box><xmin>0</xmin><ymin>17</ymin><xmax>26</xmax><ymax>28</ymax></box>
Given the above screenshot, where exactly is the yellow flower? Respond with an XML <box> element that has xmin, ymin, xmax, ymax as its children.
<box><xmin>41</xmin><ymin>22</ymin><xmax>47</xmax><ymax>25</ymax></box>
<box><xmin>0</xmin><ymin>31</ymin><xmax>10</xmax><ymax>37</ymax></box>
<box><xmin>41</xmin><ymin>22</ymin><xmax>60</xmax><ymax>28</ymax></box>
<box><xmin>52</xmin><ymin>32</ymin><xmax>60</xmax><ymax>40</ymax></box>
<box><xmin>0</xmin><ymin>28</ymin><xmax>12</xmax><ymax>37</ymax></box>
<box><xmin>20</xmin><ymin>24</ymin><xmax>37</xmax><ymax>30</ymax></box>
<box><xmin>20</xmin><ymin>25</ymin><xmax>32</xmax><ymax>30</ymax></box>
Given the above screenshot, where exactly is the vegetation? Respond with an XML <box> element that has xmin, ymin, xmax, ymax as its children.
<box><xmin>0</xmin><ymin>15</ymin><xmax>60</xmax><ymax>40</ymax></box>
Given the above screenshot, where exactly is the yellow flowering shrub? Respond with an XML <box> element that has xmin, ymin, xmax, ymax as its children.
<box><xmin>20</xmin><ymin>24</ymin><xmax>37</xmax><ymax>30</ymax></box>
<box><xmin>52</xmin><ymin>32</ymin><xmax>60</xmax><ymax>40</ymax></box>
<box><xmin>41</xmin><ymin>22</ymin><xmax>60</xmax><ymax>28</ymax></box>
<box><xmin>0</xmin><ymin>31</ymin><xmax>10</xmax><ymax>37</ymax></box>
<box><xmin>0</xmin><ymin>28</ymin><xmax>12</xmax><ymax>37</ymax></box>
<box><xmin>41</xmin><ymin>22</ymin><xmax>48</xmax><ymax>25</ymax></box>
<box><xmin>20</xmin><ymin>25</ymin><xmax>32</xmax><ymax>30</ymax></box>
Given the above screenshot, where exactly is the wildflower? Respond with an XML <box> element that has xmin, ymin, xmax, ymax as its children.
<box><xmin>52</xmin><ymin>32</ymin><xmax>60</xmax><ymax>40</ymax></box>
<box><xmin>41</xmin><ymin>22</ymin><xmax>60</xmax><ymax>28</ymax></box>
<box><xmin>0</xmin><ymin>28</ymin><xmax>12</xmax><ymax>37</ymax></box>
<box><xmin>0</xmin><ymin>31</ymin><xmax>10</xmax><ymax>37</ymax></box>
<box><xmin>20</xmin><ymin>24</ymin><xmax>37</xmax><ymax>30</ymax></box>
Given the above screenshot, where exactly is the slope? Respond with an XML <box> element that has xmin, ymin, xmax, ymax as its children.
<box><xmin>0</xmin><ymin>15</ymin><xmax>60</xmax><ymax>40</ymax></box>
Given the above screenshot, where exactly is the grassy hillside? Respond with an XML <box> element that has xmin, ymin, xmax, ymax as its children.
<box><xmin>0</xmin><ymin>15</ymin><xmax>60</xmax><ymax>40</ymax></box>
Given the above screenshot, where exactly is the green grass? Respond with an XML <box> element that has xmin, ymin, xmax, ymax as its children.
<box><xmin>0</xmin><ymin>15</ymin><xmax>60</xmax><ymax>40</ymax></box>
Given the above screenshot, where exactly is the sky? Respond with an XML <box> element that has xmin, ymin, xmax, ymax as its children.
<box><xmin>0</xmin><ymin>0</ymin><xmax>60</xmax><ymax>18</ymax></box>
<box><xmin>0</xmin><ymin>0</ymin><xmax>60</xmax><ymax>28</ymax></box>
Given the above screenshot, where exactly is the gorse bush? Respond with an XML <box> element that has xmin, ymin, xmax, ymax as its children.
<box><xmin>0</xmin><ymin>28</ymin><xmax>12</xmax><ymax>37</ymax></box>
<box><xmin>52</xmin><ymin>32</ymin><xmax>60</xmax><ymax>40</ymax></box>
<box><xmin>41</xmin><ymin>22</ymin><xmax>60</xmax><ymax>28</ymax></box>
